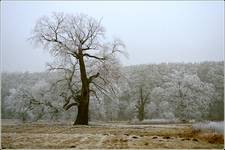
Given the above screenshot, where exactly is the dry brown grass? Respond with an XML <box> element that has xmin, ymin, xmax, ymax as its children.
<box><xmin>1</xmin><ymin>122</ymin><xmax>224</xmax><ymax>149</ymax></box>
<box><xmin>191</xmin><ymin>130</ymin><xmax>224</xmax><ymax>144</ymax></box>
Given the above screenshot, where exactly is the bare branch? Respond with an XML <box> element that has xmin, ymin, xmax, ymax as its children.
<box><xmin>91</xmin><ymin>81</ymin><xmax>113</xmax><ymax>100</ymax></box>
<box><xmin>88</xmin><ymin>72</ymin><xmax>100</xmax><ymax>83</ymax></box>
<box><xmin>90</xmin><ymin>90</ymin><xmax>101</xmax><ymax>104</ymax></box>
<box><xmin>83</xmin><ymin>53</ymin><xmax>106</xmax><ymax>60</ymax></box>
<box><xmin>64</xmin><ymin>102</ymin><xmax>78</xmax><ymax>110</ymax></box>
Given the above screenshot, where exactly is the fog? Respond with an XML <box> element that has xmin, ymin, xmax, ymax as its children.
<box><xmin>1</xmin><ymin>1</ymin><xmax>224</xmax><ymax>72</ymax></box>
<box><xmin>1</xmin><ymin>2</ymin><xmax>224</xmax><ymax>149</ymax></box>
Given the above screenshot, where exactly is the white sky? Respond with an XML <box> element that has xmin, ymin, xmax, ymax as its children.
<box><xmin>1</xmin><ymin>1</ymin><xmax>224</xmax><ymax>72</ymax></box>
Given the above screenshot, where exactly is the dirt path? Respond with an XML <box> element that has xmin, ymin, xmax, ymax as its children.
<box><xmin>1</xmin><ymin>123</ymin><xmax>224</xmax><ymax>149</ymax></box>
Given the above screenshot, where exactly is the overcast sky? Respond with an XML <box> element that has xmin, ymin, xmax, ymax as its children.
<box><xmin>1</xmin><ymin>1</ymin><xmax>224</xmax><ymax>72</ymax></box>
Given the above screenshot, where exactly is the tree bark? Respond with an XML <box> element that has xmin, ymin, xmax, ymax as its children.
<box><xmin>74</xmin><ymin>49</ymin><xmax>90</xmax><ymax>125</ymax></box>
<box><xmin>137</xmin><ymin>87</ymin><xmax>145</xmax><ymax>121</ymax></box>
<box><xmin>74</xmin><ymin>98</ymin><xmax>89</xmax><ymax>125</ymax></box>
<box><xmin>138</xmin><ymin>105</ymin><xmax>144</xmax><ymax>121</ymax></box>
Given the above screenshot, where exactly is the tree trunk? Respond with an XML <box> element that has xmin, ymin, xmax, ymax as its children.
<box><xmin>74</xmin><ymin>97</ymin><xmax>89</xmax><ymax>125</ymax></box>
<box><xmin>74</xmin><ymin>49</ymin><xmax>90</xmax><ymax>125</ymax></box>
<box><xmin>138</xmin><ymin>87</ymin><xmax>145</xmax><ymax>121</ymax></box>
<box><xmin>138</xmin><ymin>106</ymin><xmax>144</xmax><ymax>121</ymax></box>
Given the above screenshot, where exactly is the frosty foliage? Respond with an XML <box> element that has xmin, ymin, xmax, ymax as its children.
<box><xmin>1</xmin><ymin>61</ymin><xmax>224</xmax><ymax>122</ymax></box>
<box><xmin>3</xmin><ymin>73</ymin><xmax>69</xmax><ymax>122</ymax></box>
<box><xmin>161</xmin><ymin>72</ymin><xmax>215</xmax><ymax>120</ymax></box>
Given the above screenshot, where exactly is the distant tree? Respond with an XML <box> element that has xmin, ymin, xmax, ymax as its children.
<box><xmin>123</xmin><ymin>68</ymin><xmax>154</xmax><ymax>121</ymax></box>
<box><xmin>150</xmin><ymin>87</ymin><xmax>167</xmax><ymax>118</ymax></box>
<box><xmin>163</xmin><ymin>71</ymin><xmax>215</xmax><ymax>120</ymax></box>
<box><xmin>5</xmin><ymin>88</ymin><xmax>32</xmax><ymax>122</ymax></box>
<box><xmin>31</xmin><ymin>13</ymin><xmax>125</xmax><ymax>125</ymax></box>
<box><xmin>118</xmin><ymin>90</ymin><xmax>133</xmax><ymax>121</ymax></box>
<box><xmin>5</xmin><ymin>80</ymin><xmax>61</xmax><ymax>122</ymax></box>
<box><xmin>197</xmin><ymin>62</ymin><xmax>224</xmax><ymax>120</ymax></box>
<box><xmin>135</xmin><ymin>86</ymin><xmax>150</xmax><ymax>121</ymax></box>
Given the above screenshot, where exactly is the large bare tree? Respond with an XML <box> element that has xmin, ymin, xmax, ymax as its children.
<box><xmin>31</xmin><ymin>12</ymin><xmax>125</xmax><ymax>125</ymax></box>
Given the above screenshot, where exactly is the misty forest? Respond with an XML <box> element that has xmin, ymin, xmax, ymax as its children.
<box><xmin>2</xmin><ymin>61</ymin><xmax>224</xmax><ymax>123</ymax></box>
<box><xmin>1</xmin><ymin>12</ymin><xmax>224</xmax><ymax>149</ymax></box>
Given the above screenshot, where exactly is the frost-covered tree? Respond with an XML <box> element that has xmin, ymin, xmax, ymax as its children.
<box><xmin>5</xmin><ymin>88</ymin><xmax>33</xmax><ymax>121</ymax></box>
<box><xmin>163</xmin><ymin>71</ymin><xmax>215</xmax><ymax>120</ymax></box>
<box><xmin>124</xmin><ymin>68</ymin><xmax>154</xmax><ymax>121</ymax></box>
<box><xmin>149</xmin><ymin>87</ymin><xmax>168</xmax><ymax>118</ymax></box>
<box><xmin>118</xmin><ymin>90</ymin><xmax>134</xmax><ymax>121</ymax></box>
<box><xmin>5</xmin><ymin>80</ymin><xmax>62</xmax><ymax>122</ymax></box>
<box><xmin>197</xmin><ymin>62</ymin><xmax>224</xmax><ymax>120</ymax></box>
<box><xmin>2</xmin><ymin>72</ymin><xmax>48</xmax><ymax>120</ymax></box>
<box><xmin>135</xmin><ymin>86</ymin><xmax>150</xmax><ymax>121</ymax></box>
<box><xmin>30</xmin><ymin>12</ymin><xmax>125</xmax><ymax>125</ymax></box>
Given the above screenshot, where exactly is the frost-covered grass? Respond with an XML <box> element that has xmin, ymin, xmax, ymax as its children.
<box><xmin>131</xmin><ymin>119</ymin><xmax>179</xmax><ymax>124</ymax></box>
<box><xmin>192</xmin><ymin>121</ymin><xmax>224</xmax><ymax>134</ymax></box>
<box><xmin>142</xmin><ymin>119</ymin><xmax>178</xmax><ymax>124</ymax></box>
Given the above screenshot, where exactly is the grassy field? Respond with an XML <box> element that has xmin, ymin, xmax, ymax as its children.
<box><xmin>1</xmin><ymin>121</ymin><xmax>224</xmax><ymax>149</ymax></box>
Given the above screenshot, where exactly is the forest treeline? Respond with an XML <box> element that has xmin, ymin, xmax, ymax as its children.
<box><xmin>1</xmin><ymin>61</ymin><xmax>224</xmax><ymax>122</ymax></box>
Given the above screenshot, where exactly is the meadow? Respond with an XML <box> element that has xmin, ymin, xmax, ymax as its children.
<box><xmin>1</xmin><ymin>120</ymin><xmax>224</xmax><ymax>149</ymax></box>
